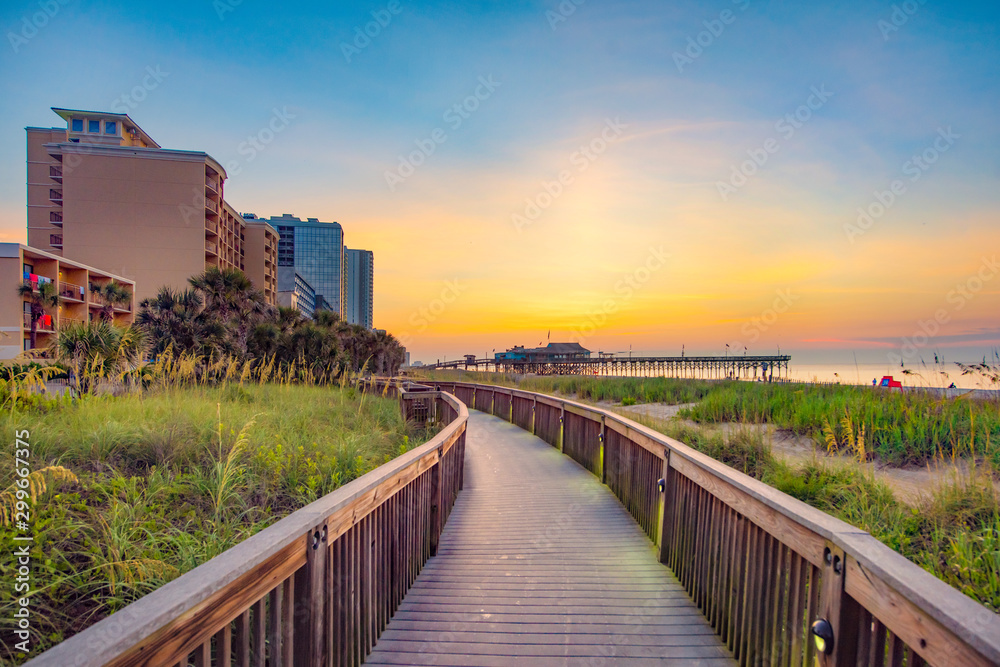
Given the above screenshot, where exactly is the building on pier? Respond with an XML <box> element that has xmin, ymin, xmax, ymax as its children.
<box><xmin>495</xmin><ymin>342</ymin><xmax>591</xmax><ymax>363</ymax></box>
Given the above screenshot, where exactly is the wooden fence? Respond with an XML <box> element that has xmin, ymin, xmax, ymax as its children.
<box><xmin>25</xmin><ymin>384</ymin><xmax>467</xmax><ymax>667</ymax></box>
<box><xmin>419</xmin><ymin>380</ymin><xmax>1000</xmax><ymax>667</ymax></box>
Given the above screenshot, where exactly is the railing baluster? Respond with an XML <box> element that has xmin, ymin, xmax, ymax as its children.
<box><xmin>234</xmin><ymin>609</ymin><xmax>250</xmax><ymax>667</ymax></box>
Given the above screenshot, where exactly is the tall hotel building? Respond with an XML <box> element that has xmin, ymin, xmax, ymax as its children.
<box><xmin>343</xmin><ymin>248</ymin><xmax>374</xmax><ymax>329</ymax></box>
<box><xmin>245</xmin><ymin>214</ymin><xmax>345</xmax><ymax>315</ymax></box>
<box><xmin>26</xmin><ymin>108</ymin><xmax>278</xmax><ymax>304</ymax></box>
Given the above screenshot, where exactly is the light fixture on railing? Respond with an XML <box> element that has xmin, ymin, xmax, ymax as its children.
<box><xmin>810</xmin><ymin>618</ymin><xmax>834</xmax><ymax>655</ymax></box>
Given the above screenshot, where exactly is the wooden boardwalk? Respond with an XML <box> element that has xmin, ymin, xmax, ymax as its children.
<box><xmin>367</xmin><ymin>410</ymin><xmax>736</xmax><ymax>666</ymax></box>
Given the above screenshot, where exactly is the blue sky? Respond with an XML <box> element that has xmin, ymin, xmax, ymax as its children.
<box><xmin>1</xmin><ymin>0</ymin><xmax>998</xmax><ymax>367</ymax></box>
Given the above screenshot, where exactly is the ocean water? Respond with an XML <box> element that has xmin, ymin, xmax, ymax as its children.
<box><xmin>780</xmin><ymin>362</ymin><xmax>990</xmax><ymax>389</ymax></box>
<box><xmin>580</xmin><ymin>360</ymin><xmax>995</xmax><ymax>390</ymax></box>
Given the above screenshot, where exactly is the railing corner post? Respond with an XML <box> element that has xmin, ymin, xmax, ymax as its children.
<box><xmin>429</xmin><ymin>453</ymin><xmax>442</xmax><ymax>557</ymax></box>
<box><xmin>293</xmin><ymin>525</ymin><xmax>328</xmax><ymax>667</ymax></box>
<box><xmin>599</xmin><ymin>415</ymin><xmax>607</xmax><ymax>484</ymax></box>
<box><xmin>817</xmin><ymin>542</ymin><xmax>860</xmax><ymax>667</ymax></box>
<box><xmin>656</xmin><ymin>447</ymin><xmax>672</xmax><ymax>565</ymax></box>
<box><xmin>558</xmin><ymin>404</ymin><xmax>565</xmax><ymax>453</ymax></box>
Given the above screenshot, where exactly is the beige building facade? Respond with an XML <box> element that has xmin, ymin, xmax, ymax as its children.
<box><xmin>26</xmin><ymin>108</ymin><xmax>277</xmax><ymax>304</ymax></box>
<box><xmin>0</xmin><ymin>243</ymin><xmax>135</xmax><ymax>359</ymax></box>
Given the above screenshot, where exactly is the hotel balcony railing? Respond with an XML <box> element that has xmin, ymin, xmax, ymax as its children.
<box><xmin>205</xmin><ymin>179</ymin><xmax>219</xmax><ymax>193</ymax></box>
<box><xmin>50</xmin><ymin>166</ymin><xmax>63</xmax><ymax>181</ymax></box>
<box><xmin>59</xmin><ymin>281</ymin><xmax>86</xmax><ymax>301</ymax></box>
<box><xmin>206</xmin><ymin>241</ymin><xmax>218</xmax><ymax>255</ymax></box>
<box><xmin>50</xmin><ymin>234</ymin><xmax>63</xmax><ymax>248</ymax></box>
<box><xmin>206</xmin><ymin>221</ymin><xmax>219</xmax><ymax>236</ymax></box>
<box><xmin>23</xmin><ymin>313</ymin><xmax>55</xmax><ymax>332</ymax></box>
<box><xmin>205</xmin><ymin>199</ymin><xmax>219</xmax><ymax>214</ymax></box>
<box><xmin>49</xmin><ymin>189</ymin><xmax>62</xmax><ymax>204</ymax></box>
<box><xmin>50</xmin><ymin>211</ymin><xmax>63</xmax><ymax>225</ymax></box>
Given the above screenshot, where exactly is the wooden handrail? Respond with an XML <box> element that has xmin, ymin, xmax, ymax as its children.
<box><xmin>419</xmin><ymin>379</ymin><xmax>1000</xmax><ymax>667</ymax></box>
<box><xmin>26</xmin><ymin>389</ymin><xmax>467</xmax><ymax>667</ymax></box>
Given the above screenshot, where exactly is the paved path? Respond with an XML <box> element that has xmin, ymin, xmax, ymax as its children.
<box><xmin>366</xmin><ymin>411</ymin><xmax>736</xmax><ymax>666</ymax></box>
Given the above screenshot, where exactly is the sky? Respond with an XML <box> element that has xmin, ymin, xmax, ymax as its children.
<box><xmin>1</xmin><ymin>0</ymin><xmax>998</xmax><ymax>369</ymax></box>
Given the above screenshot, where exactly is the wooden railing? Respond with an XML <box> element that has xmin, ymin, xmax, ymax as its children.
<box><xmin>418</xmin><ymin>380</ymin><xmax>1000</xmax><ymax>667</ymax></box>
<box><xmin>26</xmin><ymin>386</ymin><xmax>467</xmax><ymax>667</ymax></box>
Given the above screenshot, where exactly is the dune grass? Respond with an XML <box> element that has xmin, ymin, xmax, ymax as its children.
<box><xmin>0</xmin><ymin>382</ymin><xmax>423</xmax><ymax>661</ymax></box>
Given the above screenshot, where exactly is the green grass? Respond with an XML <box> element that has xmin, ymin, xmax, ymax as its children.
<box><xmin>682</xmin><ymin>381</ymin><xmax>1000</xmax><ymax>466</ymax></box>
<box><xmin>0</xmin><ymin>383</ymin><xmax>424</xmax><ymax>662</ymax></box>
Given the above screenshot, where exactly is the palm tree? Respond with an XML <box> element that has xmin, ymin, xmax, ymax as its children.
<box><xmin>312</xmin><ymin>309</ymin><xmax>340</xmax><ymax>328</ymax></box>
<box><xmin>17</xmin><ymin>280</ymin><xmax>60</xmax><ymax>351</ymax></box>
<box><xmin>137</xmin><ymin>287</ymin><xmax>228</xmax><ymax>358</ymax></box>
<box><xmin>91</xmin><ymin>282</ymin><xmax>132</xmax><ymax>322</ymax></box>
<box><xmin>51</xmin><ymin>321</ymin><xmax>148</xmax><ymax>395</ymax></box>
<box><xmin>189</xmin><ymin>267</ymin><xmax>274</xmax><ymax>356</ymax></box>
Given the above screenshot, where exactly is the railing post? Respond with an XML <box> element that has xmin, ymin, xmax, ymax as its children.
<box><xmin>558</xmin><ymin>404</ymin><xmax>565</xmax><ymax>453</ymax></box>
<box><xmin>598</xmin><ymin>415</ymin><xmax>606</xmax><ymax>484</ymax></box>
<box><xmin>817</xmin><ymin>542</ymin><xmax>860</xmax><ymax>667</ymax></box>
<box><xmin>429</xmin><ymin>453</ymin><xmax>442</xmax><ymax>557</ymax></box>
<box><xmin>293</xmin><ymin>525</ymin><xmax>327</xmax><ymax>667</ymax></box>
<box><xmin>531</xmin><ymin>396</ymin><xmax>537</xmax><ymax>435</ymax></box>
<box><xmin>657</xmin><ymin>448</ymin><xmax>672</xmax><ymax>564</ymax></box>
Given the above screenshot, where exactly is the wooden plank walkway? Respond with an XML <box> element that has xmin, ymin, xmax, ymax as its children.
<box><xmin>366</xmin><ymin>410</ymin><xmax>736</xmax><ymax>666</ymax></box>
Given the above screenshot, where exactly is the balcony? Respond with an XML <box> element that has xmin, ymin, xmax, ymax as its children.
<box><xmin>50</xmin><ymin>211</ymin><xmax>63</xmax><ymax>226</ymax></box>
<box><xmin>23</xmin><ymin>313</ymin><xmax>55</xmax><ymax>333</ymax></box>
<box><xmin>50</xmin><ymin>234</ymin><xmax>63</xmax><ymax>248</ymax></box>
<box><xmin>50</xmin><ymin>165</ymin><xmax>63</xmax><ymax>182</ymax></box>
<box><xmin>22</xmin><ymin>278</ymin><xmax>44</xmax><ymax>293</ymax></box>
<box><xmin>205</xmin><ymin>199</ymin><xmax>219</xmax><ymax>215</ymax></box>
<box><xmin>59</xmin><ymin>281</ymin><xmax>85</xmax><ymax>301</ymax></box>
<box><xmin>206</xmin><ymin>221</ymin><xmax>219</xmax><ymax>236</ymax></box>
<box><xmin>206</xmin><ymin>241</ymin><xmax>218</xmax><ymax>256</ymax></box>
<box><xmin>205</xmin><ymin>179</ymin><xmax>219</xmax><ymax>194</ymax></box>
<box><xmin>49</xmin><ymin>189</ymin><xmax>63</xmax><ymax>205</ymax></box>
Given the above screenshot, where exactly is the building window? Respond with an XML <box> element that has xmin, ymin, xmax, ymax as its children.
<box><xmin>105</xmin><ymin>121</ymin><xmax>117</xmax><ymax>135</ymax></box>
<box><xmin>88</xmin><ymin>120</ymin><xmax>100</xmax><ymax>133</ymax></box>
<box><xmin>71</xmin><ymin>119</ymin><xmax>83</xmax><ymax>132</ymax></box>
<box><xmin>69</xmin><ymin>138</ymin><xmax>80</xmax><ymax>143</ymax></box>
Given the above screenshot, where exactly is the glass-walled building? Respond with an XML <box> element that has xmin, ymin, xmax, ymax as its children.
<box><xmin>248</xmin><ymin>214</ymin><xmax>345</xmax><ymax>315</ymax></box>
<box><xmin>344</xmin><ymin>248</ymin><xmax>374</xmax><ymax>329</ymax></box>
